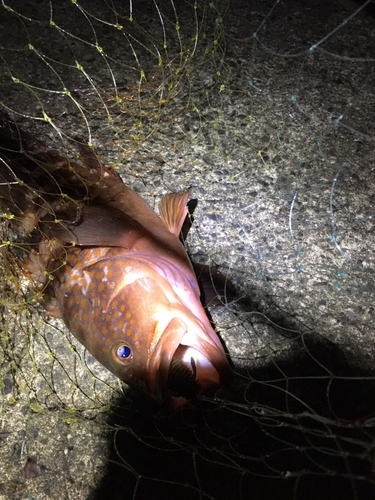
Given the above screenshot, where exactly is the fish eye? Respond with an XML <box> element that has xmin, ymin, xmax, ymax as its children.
<box><xmin>117</xmin><ymin>344</ymin><xmax>131</xmax><ymax>358</ymax></box>
<box><xmin>112</xmin><ymin>342</ymin><xmax>132</xmax><ymax>364</ymax></box>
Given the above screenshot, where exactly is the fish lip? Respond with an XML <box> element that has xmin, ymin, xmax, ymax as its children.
<box><xmin>147</xmin><ymin>317</ymin><xmax>232</xmax><ymax>405</ymax></box>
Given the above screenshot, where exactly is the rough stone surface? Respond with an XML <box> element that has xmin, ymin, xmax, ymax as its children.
<box><xmin>0</xmin><ymin>1</ymin><xmax>375</xmax><ymax>499</ymax></box>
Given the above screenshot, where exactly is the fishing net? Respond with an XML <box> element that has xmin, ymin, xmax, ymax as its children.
<box><xmin>0</xmin><ymin>0</ymin><xmax>375</xmax><ymax>498</ymax></box>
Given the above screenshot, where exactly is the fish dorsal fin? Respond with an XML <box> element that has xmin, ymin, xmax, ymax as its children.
<box><xmin>158</xmin><ymin>190</ymin><xmax>191</xmax><ymax>237</ymax></box>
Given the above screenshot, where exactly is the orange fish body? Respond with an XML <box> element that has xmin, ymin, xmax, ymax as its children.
<box><xmin>0</xmin><ymin>113</ymin><xmax>232</xmax><ymax>406</ymax></box>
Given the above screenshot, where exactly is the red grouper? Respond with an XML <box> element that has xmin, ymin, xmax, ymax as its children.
<box><xmin>0</xmin><ymin>113</ymin><xmax>233</xmax><ymax>407</ymax></box>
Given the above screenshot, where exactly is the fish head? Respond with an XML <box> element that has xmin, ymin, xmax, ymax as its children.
<box><xmin>105</xmin><ymin>309</ymin><xmax>232</xmax><ymax>408</ymax></box>
<box><xmin>113</xmin><ymin>296</ymin><xmax>231</xmax><ymax>408</ymax></box>
<box><xmin>73</xmin><ymin>254</ymin><xmax>232</xmax><ymax>407</ymax></box>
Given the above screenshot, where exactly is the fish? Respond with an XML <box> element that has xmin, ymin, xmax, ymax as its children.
<box><xmin>0</xmin><ymin>112</ymin><xmax>233</xmax><ymax>407</ymax></box>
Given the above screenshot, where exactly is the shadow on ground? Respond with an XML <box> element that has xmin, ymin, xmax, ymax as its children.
<box><xmin>90</xmin><ymin>330</ymin><xmax>375</xmax><ymax>500</ymax></box>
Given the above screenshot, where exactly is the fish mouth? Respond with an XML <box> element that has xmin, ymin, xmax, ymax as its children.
<box><xmin>167</xmin><ymin>352</ymin><xmax>201</xmax><ymax>400</ymax></box>
<box><xmin>148</xmin><ymin>317</ymin><xmax>231</xmax><ymax>406</ymax></box>
<box><xmin>167</xmin><ymin>343</ymin><xmax>222</xmax><ymax>400</ymax></box>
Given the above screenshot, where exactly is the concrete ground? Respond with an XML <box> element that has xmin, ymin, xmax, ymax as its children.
<box><xmin>0</xmin><ymin>0</ymin><xmax>375</xmax><ymax>498</ymax></box>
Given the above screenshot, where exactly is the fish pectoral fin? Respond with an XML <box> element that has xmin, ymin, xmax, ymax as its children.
<box><xmin>192</xmin><ymin>262</ymin><xmax>236</xmax><ymax>307</ymax></box>
<box><xmin>46</xmin><ymin>205</ymin><xmax>149</xmax><ymax>248</ymax></box>
<box><xmin>158</xmin><ymin>189</ymin><xmax>191</xmax><ymax>237</ymax></box>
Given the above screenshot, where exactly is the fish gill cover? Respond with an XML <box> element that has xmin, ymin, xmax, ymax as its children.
<box><xmin>0</xmin><ymin>0</ymin><xmax>375</xmax><ymax>499</ymax></box>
